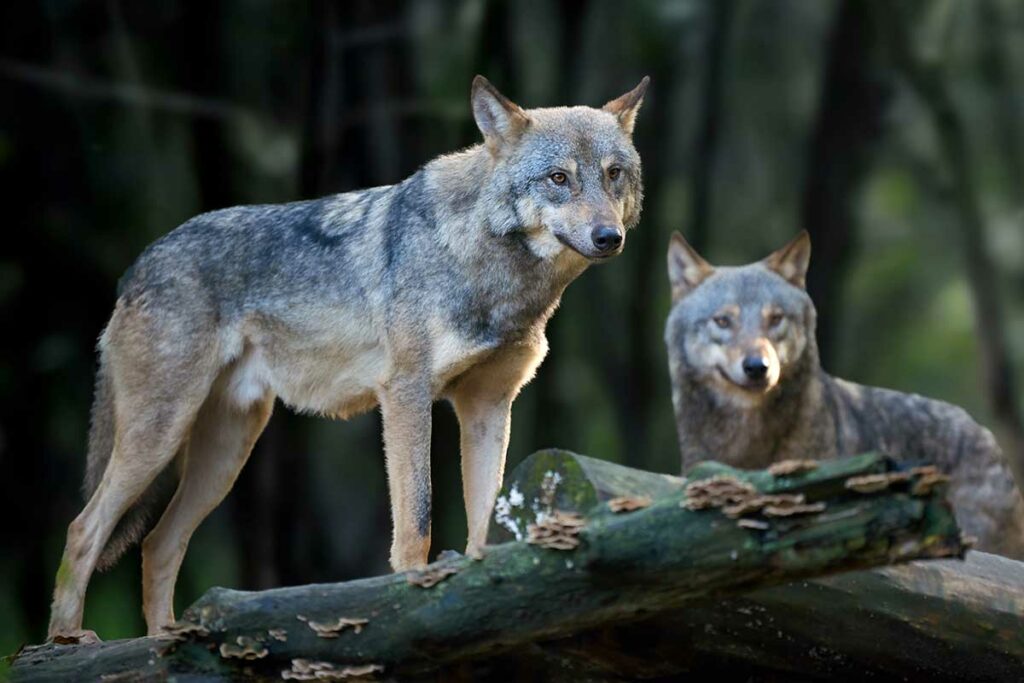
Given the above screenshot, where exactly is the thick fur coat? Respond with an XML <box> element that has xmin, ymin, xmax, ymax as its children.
<box><xmin>665</xmin><ymin>232</ymin><xmax>1024</xmax><ymax>558</ymax></box>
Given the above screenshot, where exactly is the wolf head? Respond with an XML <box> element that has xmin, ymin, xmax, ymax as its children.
<box><xmin>471</xmin><ymin>75</ymin><xmax>648</xmax><ymax>261</ymax></box>
<box><xmin>665</xmin><ymin>231</ymin><xmax>816</xmax><ymax>406</ymax></box>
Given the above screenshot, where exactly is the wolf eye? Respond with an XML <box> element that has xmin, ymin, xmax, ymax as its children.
<box><xmin>549</xmin><ymin>172</ymin><xmax>567</xmax><ymax>185</ymax></box>
<box><xmin>712</xmin><ymin>315</ymin><xmax>732</xmax><ymax>329</ymax></box>
<box><xmin>768</xmin><ymin>312</ymin><xmax>784</xmax><ymax>327</ymax></box>
<box><xmin>607</xmin><ymin>166</ymin><xmax>621</xmax><ymax>180</ymax></box>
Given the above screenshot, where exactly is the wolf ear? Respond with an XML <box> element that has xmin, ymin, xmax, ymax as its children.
<box><xmin>472</xmin><ymin>75</ymin><xmax>530</xmax><ymax>154</ymax></box>
<box><xmin>762</xmin><ymin>231</ymin><xmax>812</xmax><ymax>289</ymax></box>
<box><xmin>667</xmin><ymin>231</ymin><xmax>714</xmax><ymax>301</ymax></box>
<box><xmin>603</xmin><ymin>76</ymin><xmax>650</xmax><ymax>135</ymax></box>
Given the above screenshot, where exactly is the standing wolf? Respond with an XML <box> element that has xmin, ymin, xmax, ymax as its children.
<box><xmin>665</xmin><ymin>231</ymin><xmax>1024</xmax><ymax>558</ymax></box>
<box><xmin>49</xmin><ymin>75</ymin><xmax>649</xmax><ymax>639</ymax></box>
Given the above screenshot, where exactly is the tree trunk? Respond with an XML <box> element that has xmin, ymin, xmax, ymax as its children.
<box><xmin>801</xmin><ymin>0</ymin><xmax>887</xmax><ymax>366</ymax></box>
<box><xmin>687</xmin><ymin>0</ymin><xmax>734</xmax><ymax>254</ymax></box>
<box><xmin>10</xmin><ymin>450</ymin><xmax>964</xmax><ymax>681</ymax></box>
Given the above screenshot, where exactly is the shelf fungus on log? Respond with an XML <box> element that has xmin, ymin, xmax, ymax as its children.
<box><xmin>219</xmin><ymin>635</ymin><xmax>269</xmax><ymax>660</ymax></box>
<box><xmin>405</xmin><ymin>564</ymin><xmax>459</xmax><ymax>588</ymax></box>
<box><xmin>767</xmin><ymin>458</ymin><xmax>819</xmax><ymax>477</ymax></box>
<box><xmin>296</xmin><ymin>615</ymin><xmax>368</xmax><ymax>638</ymax></box>
<box><xmin>9</xmin><ymin>450</ymin><xmax>966</xmax><ymax>682</ymax></box>
<box><xmin>526</xmin><ymin>510</ymin><xmax>586</xmax><ymax>550</ymax></box>
<box><xmin>606</xmin><ymin>495</ymin><xmax>652</xmax><ymax>513</ymax></box>
<box><xmin>477</xmin><ymin>452</ymin><xmax>1021</xmax><ymax>681</ymax></box>
<box><xmin>281</xmin><ymin>658</ymin><xmax>384</xmax><ymax>681</ymax></box>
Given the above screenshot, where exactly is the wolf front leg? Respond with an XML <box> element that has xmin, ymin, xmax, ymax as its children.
<box><xmin>450</xmin><ymin>343</ymin><xmax>546</xmax><ymax>555</ymax></box>
<box><xmin>379</xmin><ymin>376</ymin><xmax>434</xmax><ymax>571</ymax></box>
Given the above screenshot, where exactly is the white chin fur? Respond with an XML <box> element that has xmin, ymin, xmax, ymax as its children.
<box><xmin>712</xmin><ymin>375</ymin><xmax>777</xmax><ymax>409</ymax></box>
<box><xmin>526</xmin><ymin>229</ymin><xmax>569</xmax><ymax>260</ymax></box>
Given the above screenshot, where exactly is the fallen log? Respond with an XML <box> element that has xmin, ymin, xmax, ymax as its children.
<box><xmin>9</xmin><ymin>451</ymin><xmax>964</xmax><ymax>681</ymax></box>
<box><xmin>484</xmin><ymin>451</ymin><xmax>1024</xmax><ymax>681</ymax></box>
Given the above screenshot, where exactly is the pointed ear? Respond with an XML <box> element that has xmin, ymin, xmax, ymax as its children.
<box><xmin>602</xmin><ymin>76</ymin><xmax>650</xmax><ymax>135</ymax></box>
<box><xmin>667</xmin><ymin>231</ymin><xmax>714</xmax><ymax>301</ymax></box>
<box><xmin>471</xmin><ymin>75</ymin><xmax>530</xmax><ymax>154</ymax></box>
<box><xmin>762</xmin><ymin>231</ymin><xmax>812</xmax><ymax>289</ymax></box>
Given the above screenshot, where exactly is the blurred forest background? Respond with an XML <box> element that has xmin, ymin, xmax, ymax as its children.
<box><xmin>1</xmin><ymin>0</ymin><xmax>1023</xmax><ymax>650</ymax></box>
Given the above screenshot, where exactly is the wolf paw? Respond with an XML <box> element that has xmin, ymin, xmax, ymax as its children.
<box><xmin>49</xmin><ymin>629</ymin><xmax>101</xmax><ymax>646</ymax></box>
<box><xmin>436</xmin><ymin>548</ymin><xmax>465</xmax><ymax>562</ymax></box>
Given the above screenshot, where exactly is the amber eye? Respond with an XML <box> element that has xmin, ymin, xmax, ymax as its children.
<box><xmin>713</xmin><ymin>315</ymin><xmax>732</xmax><ymax>329</ymax></box>
<box><xmin>608</xmin><ymin>166</ymin><xmax>621</xmax><ymax>181</ymax></box>
<box><xmin>550</xmin><ymin>172</ymin><xmax>567</xmax><ymax>185</ymax></box>
<box><xmin>768</xmin><ymin>312</ymin><xmax>784</xmax><ymax>327</ymax></box>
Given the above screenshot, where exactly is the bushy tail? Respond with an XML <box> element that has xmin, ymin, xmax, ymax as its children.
<box><xmin>948</xmin><ymin>423</ymin><xmax>1024</xmax><ymax>560</ymax></box>
<box><xmin>85</xmin><ymin>356</ymin><xmax>178</xmax><ymax>571</ymax></box>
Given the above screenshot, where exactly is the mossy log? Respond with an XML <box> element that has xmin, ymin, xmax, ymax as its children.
<box><xmin>484</xmin><ymin>451</ymin><xmax>1024</xmax><ymax>681</ymax></box>
<box><xmin>9</xmin><ymin>450</ymin><xmax>964</xmax><ymax>681</ymax></box>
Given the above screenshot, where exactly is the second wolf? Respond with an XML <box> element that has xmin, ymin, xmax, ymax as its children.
<box><xmin>49</xmin><ymin>75</ymin><xmax>649</xmax><ymax>639</ymax></box>
<box><xmin>665</xmin><ymin>231</ymin><xmax>1024</xmax><ymax>558</ymax></box>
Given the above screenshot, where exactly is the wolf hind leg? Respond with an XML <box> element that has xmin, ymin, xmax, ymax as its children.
<box><xmin>48</xmin><ymin>351</ymin><xmax>218</xmax><ymax>640</ymax></box>
<box><xmin>141</xmin><ymin>380</ymin><xmax>274</xmax><ymax>634</ymax></box>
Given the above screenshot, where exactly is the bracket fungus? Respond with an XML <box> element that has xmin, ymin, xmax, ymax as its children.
<box><xmin>162</xmin><ymin>620</ymin><xmax>211</xmax><ymax>641</ymax></box>
<box><xmin>406</xmin><ymin>564</ymin><xmax>460</xmax><ymax>588</ymax></box>
<box><xmin>911</xmin><ymin>470</ymin><xmax>950</xmax><ymax>496</ymax></box>
<box><xmin>722</xmin><ymin>493</ymin><xmax>806</xmax><ymax>518</ymax></box>
<box><xmin>527</xmin><ymin>510</ymin><xmax>586</xmax><ymax>550</ymax></box>
<box><xmin>845</xmin><ymin>472</ymin><xmax>911</xmax><ymax>493</ymax></box>
<box><xmin>685</xmin><ymin>477</ymin><xmax>827</xmax><ymax>522</ymax></box>
<box><xmin>281</xmin><ymin>658</ymin><xmax>384</xmax><ymax>681</ymax></box>
<box><xmin>682</xmin><ymin>476</ymin><xmax>758</xmax><ymax>510</ymax></box>
<box><xmin>607</xmin><ymin>495</ymin><xmax>652</xmax><ymax>513</ymax></box>
<box><xmin>219</xmin><ymin>635</ymin><xmax>268</xmax><ymax>660</ymax></box>
<box><xmin>767</xmin><ymin>459</ymin><xmax>820</xmax><ymax>477</ymax></box>
<box><xmin>297</xmin><ymin>615</ymin><xmax>368</xmax><ymax>638</ymax></box>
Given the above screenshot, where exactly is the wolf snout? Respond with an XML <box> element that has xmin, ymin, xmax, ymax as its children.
<box><xmin>591</xmin><ymin>225</ymin><xmax>624</xmax><ymax>254</ymax></box>
<box><xmin>742</xmin><ymin>355</ymin><xmax>770</xmax><ymax>381</ymax></box>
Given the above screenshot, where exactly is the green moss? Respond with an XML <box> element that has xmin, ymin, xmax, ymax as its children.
<box><xmin>488</xmin><ymin>449</ymin><xmax>601</xmax><ymax>544</ymax></box>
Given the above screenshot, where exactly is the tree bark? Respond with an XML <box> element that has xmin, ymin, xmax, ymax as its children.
<box><xmin>483</xmin><ymin>551</ymin><xmax>1023</xmax><ymax>681</ymax></box>
<box><xmin>10</xmin><ymin>450</ymin><xmax>964</xmax><ymax>681</ymax></box>
<box><xmin>687</xmin><ymin>0</ymin><xmax>734</xmax><ymax>254</ymax></box>
<box><xmin>801</xmin><ymin>0</ymin><xmax>887</xmax><ymax>366</ymax></box>
<box><xmin>487</xmin><ymin>451</ymin><xmax>1024</xmax><ymax>681</ymax></box>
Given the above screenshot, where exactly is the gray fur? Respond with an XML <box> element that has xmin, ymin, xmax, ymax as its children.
<box><xmin>90</xmin><ymin>77</ymin><xmax>648</xmax><ymax>570</ymax></box>
<box><xmin>85</xmin><ymin>351</ymin><xmax>181</xmax><ymax>571</ymax></box>
<box><xmin>665</xmin><ymin>234</ymin><xmax>1024</xmax><ymax>558</ymax></box>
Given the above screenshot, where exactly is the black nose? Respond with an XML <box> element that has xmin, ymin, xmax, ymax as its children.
<box><xmin>591</xmin><ymin>225</ymin><xmax>624</xmax><ymax>253</ymax></box>
<box><xmin>742</xmin><ymin>356</ymin><xmax>769</xmax><ymax>380</ymax></box>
